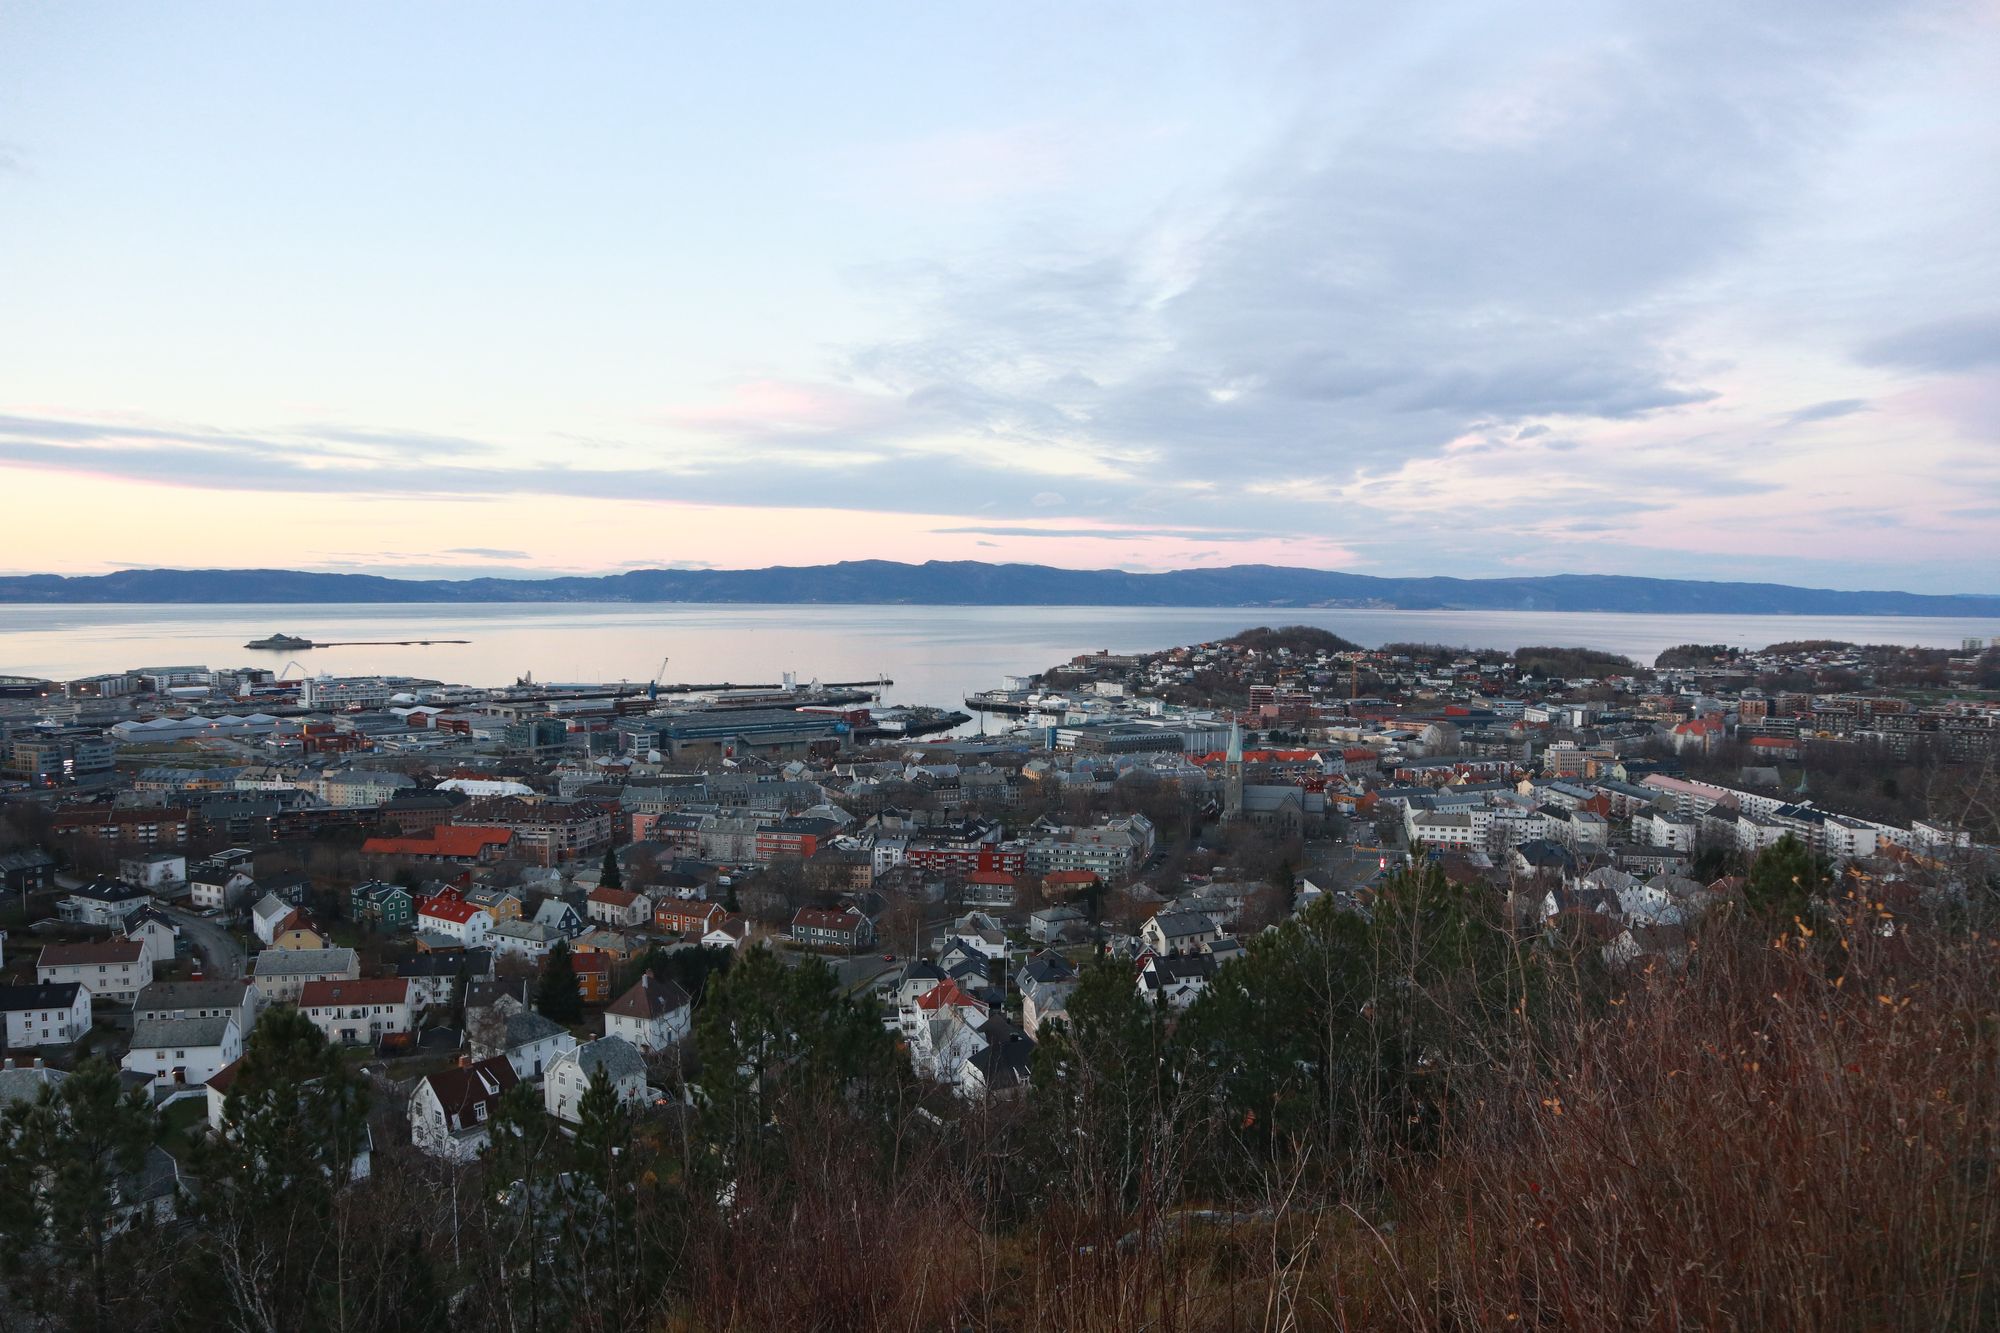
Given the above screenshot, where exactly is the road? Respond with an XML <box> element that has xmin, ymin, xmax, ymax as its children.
<box><xmin>159</xmin><ymin>905</ymin><xmax>248</xmax><ymax>979</ymax></box>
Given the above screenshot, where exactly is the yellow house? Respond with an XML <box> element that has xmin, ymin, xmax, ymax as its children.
<box><xmin>272</xmin><ymin>925</ymin><xmax>328</xmax><ymax>951</ymax></box>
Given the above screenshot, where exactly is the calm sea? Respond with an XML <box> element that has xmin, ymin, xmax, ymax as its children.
<box><xmin>0</xmin><ymin>603</ymin><xmax>1993</xmax><ymax>711</ymax></box>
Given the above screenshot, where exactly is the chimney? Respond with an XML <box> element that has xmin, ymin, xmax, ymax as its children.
<box><xmin>32</xmin><ymin>1057</ymin><xmax>43</xmax><ymax>1069</ymax></box>
<box><xmin>458</xmin><ymin>1055</ymin><xmax>471</xmax><ymax>1068</ymax></box>
<box><xmin>2</xmin><ymin>1058</ymin><xmax>13</xmax><ymax>1070</ymax></box>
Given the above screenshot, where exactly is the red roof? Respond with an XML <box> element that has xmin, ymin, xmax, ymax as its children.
<box><xmin>418</xmin><ymin>895</ymin><xmax>482</xmax><ymax>924</ymax></box>
<box><xmin>792</xmin><ymin>906</ymin><xmax>863</xmax><ymax>931</ymax></box>
<box><xmin>39</xmin><ymin>938</ymin><xmax>144</xmax><ymax>967</ymax></box>
<box><xmin>363</xmin><ymin>825</ymin><xmax>514</xmax><ymax>858</ymax></box>
<box><xmin>916</xmin><ymin>978</ymin><xmax>985</xmax><ymax>1012</ymax></box>
<box><xmin>300</xmin><ymin>978</ymin><xmax>410</xmax><ymax>1009</ymax></box>
<box><xmin>588</xmin><ymin>887</ymin><xmax>640</xmax><ymax>907</ymax></box>
<box><xmin>966</xmin><ymin>870</ymin><xmax>1016</xmax><ymax>886</ymax></box>
<box><xmin>1043</xmin><ymin>870</ymin><xmax>1099</xmax><ymax>887</ymax></box>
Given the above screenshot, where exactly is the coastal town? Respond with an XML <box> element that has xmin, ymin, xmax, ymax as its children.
<box><xmin>0</xmin><ymin>626</ymin><xmax>1994</xmax><ymax>1323</ymax></box>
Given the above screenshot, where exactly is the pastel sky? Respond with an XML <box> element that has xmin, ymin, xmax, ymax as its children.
<box><xmin>1</xmin><ymin>2</ymin><xmax>1996</xmax><ymax>590</ymax></box>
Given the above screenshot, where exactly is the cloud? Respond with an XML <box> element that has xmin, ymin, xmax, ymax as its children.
<box><xmin>1784</xmin><ymin>398</ymin><xmax>1871</xmax><ymax>425</ymax></box>
<box><xmin>444</xmin><ymin>547</ymin><xmax>531</xmax><ymax>560</ymax></box>
<box><xmin>1030</xmin><ymin>491</ymin><xmax>1066</xmax><ymax>508</ymax></box>
<box><xmin>935</xmin><ymin>524</ymin><xmax>1273</xmax><ymax>542</ymax></box>
<box><xmin>1857</xmin><ymin>314</ymin><xmax>2000</xmax><ymax>374</ymax></box>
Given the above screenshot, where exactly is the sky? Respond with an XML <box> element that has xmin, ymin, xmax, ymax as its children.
<box><xmin>1</xmin><ymin>1</ymin><xmax>1996</xmax><ymax>592</ymax></box>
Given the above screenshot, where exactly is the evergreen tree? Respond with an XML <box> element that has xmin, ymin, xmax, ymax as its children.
<box><xmin>193</xmin><ymin>1006</ymin><xmax>372</xmax><ymax>1332</ymax></box>
<box><xmin>0</xmin><ymin>1057</ymin><xmax>154</xmax><ymax>1333</ymax></box>
<box><xmin>694</xmin><ymin>945</ymin><xmax>894</xmax><ymax>1179</ymax></box>
<box><xmin>537</xmin><ymin>938</ymin><xmax>584</xmax><ymax>1024</ymax></box>
<box><xmin>1745</xmin><ymin>832</ymin><xmax>1825</xmax><ymax>922</ymax></box>
<box><xmin>600</xmin><ymin>845</ymin><xmax>623</xmax><ymax>890</ymax></box>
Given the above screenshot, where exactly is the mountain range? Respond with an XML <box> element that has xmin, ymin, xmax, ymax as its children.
<box><xmin>1</xmin><ymin>562</ymin><xmax>1996</xmax><ymax>615</ymax></box>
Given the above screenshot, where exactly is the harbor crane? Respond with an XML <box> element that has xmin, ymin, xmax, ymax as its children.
<box><xmin>647</xmin><ymin>656</ymin><xmax>670</xmax><ymax>702</ymax></box>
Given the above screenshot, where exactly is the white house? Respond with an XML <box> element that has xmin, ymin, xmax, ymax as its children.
<box><xmin>299</xmin><ymin>977</ymin><xmax>413</xmax><ymax>1046</ymax></box>
<box><xmin>585</xmin><ymin>886</ymin><xmax>653</xmax><ymax>929</ymax></box>
<box><xmin>122</xmin><ymin>1013</ymin><xmax>242</xmax><ymax>1089</ymax></box>
<box><xmin>38</xmin><ymin>939</ymin><xmax>152</xmax><ymax>1004</ymax></box>
<box><xmin>124</xmin><ymin>911</ymin><xmax>180</xmax><ymax>969</ymax></box>
<box><xmin>489</xmin><ymin>918</ymin><xmax>561</xmax><ymax>961</ymax></box>
<box><xmin>543</xmin><ymin>1036</ymin><xmax>648</xmax><ymax>1124</ymax></box>
<box><xmin>118</xmin><ymin>852</ymin><xmax>186</xmax><ymax>891</ymax></box>
<box><xmin>416</xmin><ymin>889</ymin><xmax>494</xmax><ymax>949</ymax></box>
<box><xmin>1137</xmin><ymin>953</ymin><xmax>1216</xmax><ymax>1008</ymax></box>
<box><xmin>602</xmin><ymin>975</ymin><xmax>691</xmax><ymax>1054</ymax></box>
<box><xmin>1140</xmin><ymin>908</ymin><xmax>1221</xmax><ymax>957</ymax></box>
<box><xmin>188</xmin><ymin>864</ymin><xmax>255</xmax><ymax>912</ymax></box>
<box><xmin>250</xmin><ymin>893</ymin><xmax>297</xmax><ymax>947</ymax></box>
<box><xmin>469</xmin><ymin>1004</ymin><xmax>577</xmax><ymax>1081</ymax></box>
<box><xmin>396</xmin><ymin>949</ymin><xmax>495</xmax><ymax>1012</ymax></box>
<box><xmin>409</xmin><ymin>1056</ymin><xmax>519</xmax><ymax>1162</ymax></box>
<box><xmin>134</xmin><ymin>978</ymin><xmax>261</xmax><ymax>1038</ymax></box>
<box><xmin>0</xmin><ymin>982</ymin><xmax>92</xmax><ymax>1048</ymax></box>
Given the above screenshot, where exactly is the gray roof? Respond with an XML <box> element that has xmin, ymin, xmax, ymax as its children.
<box><xmin>253</xmin><ymin>947</ymin><xmax>357</xmax><ymax>977</ymax></box>
<box><xmin>131</xmin><ymin>1015</ymin><xmax>237</xmax><ymax>1050</ymax></box>
<box><xmin>503</xmin><ymin>1010</ymin><xmax>567</xmax><ymax>1047</ymax></box>
<box><xmin>134</xmin><ymin>979</ymin><xmax>252</xmax><ymax>1014</ymax></box>
<box><xmin>565</xmin><ymin>1036</ymin><xmax>645</xmax><ymax>1082</ymax></box>
<box><xmin>0</xmin><ymin>1063</ymin><xmax>66</xmax><ymax>1108</ymax></box>
<box><xmin>493</xmin><ymin>919</ymin><xmax>558</xmax><ymax>943</ymax></box>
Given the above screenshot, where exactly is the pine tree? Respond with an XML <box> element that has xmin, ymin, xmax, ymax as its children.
<box><xmin>0</xmin><ymin>1057</ymin><xmax>154</xmax><ymax>1333</ymax></box>
<box><xmin>1745</xmin><ymin>832</ymin><xmax>1824</xmax><ymax>921</ymax></box>
<box><xmin>537</xmin><ymin>939</ymin><xmax>584</xmax><ymax>1024</ymax></box>
<box><xmin>600</xmin><ymin>845</ymin><xmax>623</xmax><ymax>890</ymax></box>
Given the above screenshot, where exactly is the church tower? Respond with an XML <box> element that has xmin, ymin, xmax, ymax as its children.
<box><xmin>1224</xmin><ymin>718</ymin><xmax>1245</xmax><ymax>821</ymax></box>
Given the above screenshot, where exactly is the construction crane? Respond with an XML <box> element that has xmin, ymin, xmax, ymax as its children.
<box><xmin>647</xmin><ymin>656</ymin><xmax>670</xmax><ymax>702</ymax></box>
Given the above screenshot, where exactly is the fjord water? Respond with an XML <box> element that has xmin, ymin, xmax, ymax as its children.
<box><xmin>1</xmin><ymin>603</ymin><xmax>1994</xmax><ymax>710</ymax></box>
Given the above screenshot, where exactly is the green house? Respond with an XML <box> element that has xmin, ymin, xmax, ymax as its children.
<box><xmin>350</xmin><ymin>880</ymin><xmax>415</xmax><ymax>930</ymax></box>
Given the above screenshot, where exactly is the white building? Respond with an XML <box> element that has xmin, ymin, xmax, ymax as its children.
<box><xmin>543</xmin><ymin>1037</ymin><xmax>648</xmax><ymax>1124</ymax></box>
<box><xmin>123</xmin><ymin>1013</ymin><xmax>242</xmax><ymax>1089</ymax></box>
<box><xmin>299</xmin><ymin>977</ymin><xmax>414</xmax><ymax>1046</ymax></box>
<box><xmin>416</xmin><ymin>892</ymin><xmax>494</xmax><ymax>948</ymax></box>
<box><xmin>0</xmin><ymin>982</ymin><xmax>92</xmax><ymax>1048</ymax></box>
<box><xmin>38</xmin><ymin>939</ymin><xmax>152</xmax><ymax>1004</ymax></box>
<box><xmin>250</xmin><ymin>893</ymin><xmax>297</xmax><ymax>947</ymax></box>
<box><xmin>602</xmin><ymin>974</ymin><xmax>691</xmax><ymax>1054</ymax></box>
<box><xmin>118</xmin><ymin>852</ymin><xmax>186</xmax><ymax>890</ymax></box>
<box><xmin>409</xmin><ymin>1056</ymin><xmax>519</xmax><ymax>1162</ymax></box>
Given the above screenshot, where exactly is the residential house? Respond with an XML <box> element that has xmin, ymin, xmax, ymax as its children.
<box><xmin>409</xmin><ymin>1056</ymin><xmax>520</xmax><ymax>1162</ymax></box>
<box><xmin>188</xmin><ymin>862</ymin><xmax>254</xmax><ymax>912</ymax></box>
<box><xmin>1138</xmin><ymin>953</ymin><xmax>1216</xmax><ymax>1008</ymax></box>
<box><xmin>470</xmin><ymin>1006</ymin><xmax>576</xmax><ymax>1081</ymax></box>
<box><xmin>571</xmin><ymin>951</ymin><xmax>613</xmax><ymax>1005</ymax></box>
<box><xmin>122</xmin><ymin>1013</ymin><xmax>242</xmax><ymax>1089</ymax></box>
<box><xmin>656</xmin><ymin>900</ymin><xmax>726</xmax><ymax>936</ymax></box>
<box><xmin>250</xmin><ymin>946</ymin><xmax>359</xmax><ymax>1003</ymax></box>
<box><xmin>251</xmin><ymin>892</ymin><xmax>298</xmax><ymax>947</ymax></box>
<box><xmin>416</xmin><ymin>887</ymin><xmax>494</xmax><ymax>949</ymax></box>
<box><xmin>586</xmin><ymin>886</ymin><xmax>652</xmax><ymax>929</ymax></box>
<box><xmin>0</xmin><ymin>982</ymin><xmax>91</xmax><ymax>1048</ymax></box>
<box><xmin>464</xmin><ymin>884</ymin><xmax>524</xmax><ymax>922</ymax></box>
<box><xmin>396</xmin><ymin>949</ymin><xmax>495</xmax><ymax>1012</ymax></box>
<box><xmin>790</xmin><ymin>904</ymin><xmax>875</xmax><ymax>951</ymax></box>
<box><xmin>1016</xmin><ymin>951</ymin><xmax>1078</xmax><ymax>1039</ymax></box>
<box><xmin>531</xmin><ymin>897</ymin><xmax>585</xmax><ymax>938</ymax></box>
<box><xmin>38</xmin><ymin>938</ymin><xmax>151</xmax><ymax>1003</ymax></box>
<box><xmin>489</xmin><ymin>918</ymin><xmax>561</xmax><ymax>961</ymax></box>
<box><xmin>961</xmin><ymin>1026</ymin><xmax>1036</xmax><ymax>1098</ymax></box>
<box><xmin>349</xmin><ymin>880</ymin><xmax>416</xmax><ymax>930</ymax></box>
<box><xmin>700</xmin><ymin>916</ymin><xmax>751</xmax><ymax>950</ymax></box>
<box><xmin>0</xmin><ymin>850</ymin><xmax>58</xmax><ymax>897</ymax></box>
<box><xmin>603</xmin><ymin>974</ymin><xmax>691</xmax><ymax>1053</ymax></box>
<box><xmin>133</xmin><ymin>978</ymin><xmax>260</xmax><ymax>1037</ymax></box>
<box><xmin>0</xmin><ymin>1058</ymin><xmax>66</xmax><ymax>1108</ymax></box>
<box><xmin>1027</xmin><ymin>904</ymin><xmax>1089</xmax><ymax>945</ymax></box>
<box><xmin>124</xmin><ymin>909</ymin><xmax>180</xmax><ymax>969</ymax></box>
<box><xmin>118</xmin><ymin>852</ymin><xmax>186</xmax><ymax>891</ymax></box>
<box><xmin>300</xmin><ymin>977</ymin><xmax>414</xmax><ymax>1046</ymax></box>
<box><xmin>1140</xmin><ymin>908</ymin><xmax>1221</xmax><ymax>957</ymax></box>
<box><xmin>272</xmin><ymin>921</ymin><xmax>328</xmax><ymax>950</ymax></box>
<box><xmin>543</xmin><ymin>1037</ymin><xmax>648</xmax><ymax>1124</ymax></box>
<box><xmin>58</xmin><ymin>878</ymin><xmax>151</xmax><ymax>928</ymax></box>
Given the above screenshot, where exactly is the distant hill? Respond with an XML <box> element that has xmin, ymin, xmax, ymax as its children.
<box><xmin>1</xmin><ymin>562</ymin><xmax>1996</xmax><ymax>615</ymax></box>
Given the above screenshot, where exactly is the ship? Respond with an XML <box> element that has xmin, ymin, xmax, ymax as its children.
<box><xmin>244</xmin><ymin>633</ymin><xmax>314</xmax><ymax>650</ymax></box>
